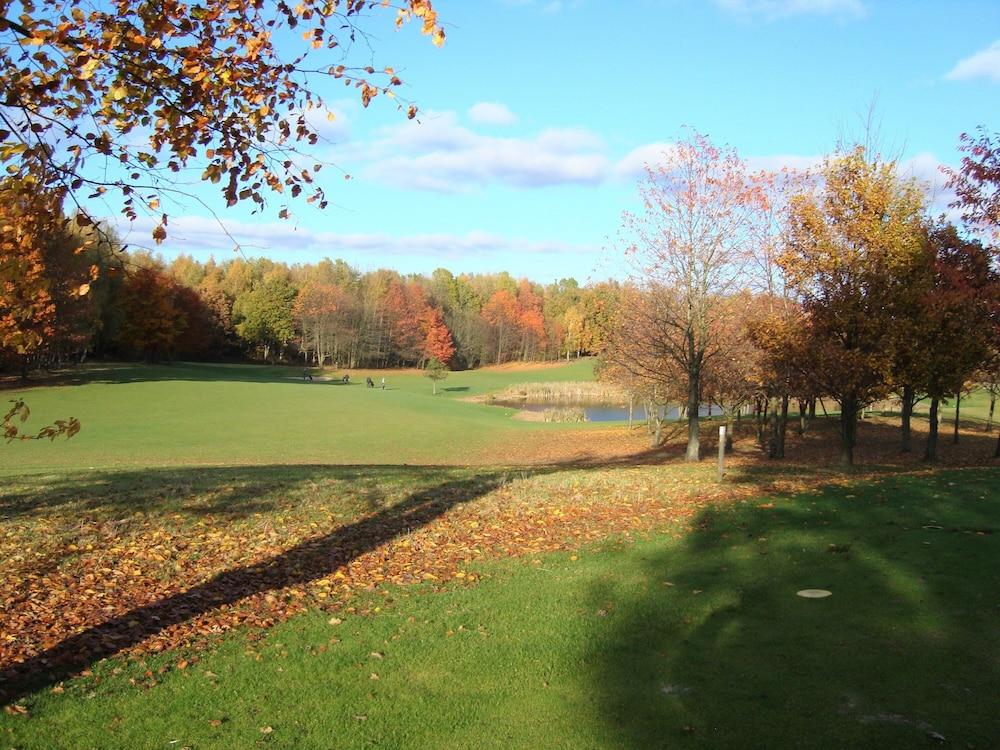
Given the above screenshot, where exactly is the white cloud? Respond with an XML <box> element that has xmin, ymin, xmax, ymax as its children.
<box><xmin>945</xmin><ymin>40</ymin><xmax>1000</xmax><ymax>83</ymax></box>
<box><xmin>615</xmin><ymin>142</ymin><xmax>680</xmax><ymax>180</ymax></box>
<box><xmin>468</xmin><ymin>101</ymin><xmax>518</xmax><ymax>126</ymax></box>
<box><xmin>118</xmin><ymin>215</ymin><xmax>595</xmax><ymax>259</ymax></box>
<box><xmin>715</xmin><ymin>0</ymin><xmax>865</xmax><ymax>18</ymax></box>
<box><xmin>354</xmin><ymin>114</ymin><xmax>610</xmax><ymax>192</ymax></box>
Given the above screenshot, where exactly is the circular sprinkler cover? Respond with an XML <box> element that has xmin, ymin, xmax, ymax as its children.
<box><xmin>796</xmin><ymin>589</ymin><xmax>832</xmax><ymax>598</ymax></box>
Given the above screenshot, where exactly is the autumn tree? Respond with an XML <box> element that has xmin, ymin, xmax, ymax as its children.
<box><xmin>294</xmin><ymin>281</ymin><xmax>343</xmax><ymax>365</ymax></box>
<box><xmin>0</xmin><ymin>1</ymin><xmax>443</xmax><ymax>242</ymax></box>
<box><xmin>780</xmin><ymin>146</ymin><xmax>927</xmax><ymax>467</ymax></box>
<box><xmin>613</xmin><ymin>132</ymin><xmax>766</xmax><ymax>461</ymax></box>
<box><xmin>421</xmin><ymin>306</ymin><xmax>455</xmax><ymax>365</ymax></box>
<box><xmin>912</xmin><ymin>222</ymin><xmax>997</xmax><ymax>461</ymax></box>
<box><xmin>116</xmin><ymin>266</ymin><xmax>187</xmax><ymax>361</ymax></box>
<box><xmin>481</xmin><ymin>289</ymin><xmax>520</xmax><ymax>365</ymax></box>
<box><xmin>0</xmin><ymin>178</ymin><xmax>96</xmax><ymax>376</ymax></box>
<box><xmin>947</xmin><ymin>127</ymin><xmax>1000</xmax><ymax>235</ymax></box>
<box><xmin>601</xmin><ymin>285</ymin><xmax>689</xmax><ymax>447</ymax></box>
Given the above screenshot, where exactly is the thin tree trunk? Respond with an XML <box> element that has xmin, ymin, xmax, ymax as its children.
<box><xmin>808</xmin><ymin>397</ymin><xmax>816</xmax><ymax>420</ymax></box>
<box><xmin>953</xmin><ymin>393</ymin><xmax>961</xmax><ymax>444</ymax></box>
<box><xmin>757</xmin><ymin>397</ymin><xmax>769</xmax><ymax>448</ymax></box>
<box><xmin>768</xmin><ymin>396</ymin><xmax>789</xmax><ymax>459</ymax></box>
<box><xmin>798</xmin><ymin>399</ymin><xmax>807</xmax><ymax>435</ymax></box>
<box><xmin>987</xmin><ymin>392</ymin><xmax>996</xmax><ymax>433</ymax></box>
<box><xmin>900</xmin><ymin>384</ymin><xmax>914</xmax><ymax>454</ymax></box>
<box><xmin>685</xmin><ymin>365</ymin><xmax>700</xmax><ymax>462</ymax></box>
<box><xmin>628</xmin><ymin>395</ymin><xmax>634</xmax><ymax>430</ymax></box>
<box><xmin>839</xmin><ymin>396</ymin><xmax>858</xmax><ymax>468</ymax></box>
<box><xmin>777</xmin><ymin>395</ymin><xmax>789</xmax><ymax>458</ymax></box>
<box><xmin>925</xmin><ymin>397</ymin><xmax>939</xmax><ymax>462</ymax></box>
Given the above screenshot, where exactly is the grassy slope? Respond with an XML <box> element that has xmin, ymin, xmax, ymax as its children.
<box><xmin>0</xmin><ymin>359</ymin><xmax>596</xmax><ymax>472</ymax></box>
<box><xmin>3</xmin><ymin>470</ymin><xmax>997</xmax><ymax>749</ymax></box>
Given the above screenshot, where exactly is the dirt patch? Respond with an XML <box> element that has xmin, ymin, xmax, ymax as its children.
<box><xmin>478</xmin><ymin>360</ymin><xmax>587</xmax><ymax>373</ymax></box>
<box><xmin>512</xmin><ymin>410</ymin><xmax>545</xmax><ymax>422</ymax></box>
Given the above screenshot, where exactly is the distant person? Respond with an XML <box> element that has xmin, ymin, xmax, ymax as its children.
<box><xmin>302</xmin><ymin>369</ymin><xmax>313</xmax><ymax>381</ymax></box>
<box><xmin>342</xmin><ymin>374</ymin><xmax>350</xmax><ymax>384</ymax></box>
<box><xmin>366</xmin><ymin>376</ymin><xmax>374</xmax><ymax>389</ymax></box>
<box><xmin>380</xmin><ymin>377</ymin><xmax>386</xmax><ymax>390</ymax></box>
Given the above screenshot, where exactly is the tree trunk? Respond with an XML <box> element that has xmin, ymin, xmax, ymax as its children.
<box><xmin>839</xmin><ymin>396</ymin><xmax>858</xmax><ymax>468</ymax></box>
<box><xmin>685</xmin><ymin>367</ymin><xmax>700</xmax><ymax>462</ymax></box>
<box><xmin>725</xmin><ymin>413</ymin><xmax>734</xmax><ymax>451</ymax></box>
<box><xmin>777</xmin><ymin>395</ymin><xmax>789</xmax><ymax>458</ymax></box>
<box><xmin>757</xmin><ymin>397</ymin><xmax>769</xmax><ymax>448</ymax></box>
<box><xmin>628</xmin><ymin>395</ymin><xmax>634</xmax><ymax>430</ymax></box>
<box><xmin>994</xmin><ymin>429</ymin><xmax>1000</xmax><ymax>459</ymax></box>
<box><xmin>797</xmin><ymin>399</ymin><xmax>807</xmax><ymax>435</ymax></box>
<box><xmin>924</xmin><ymin>397</ymin><xmax>939</xmax><ymax>462</ymax></box>
<box><xmin>900</xmin><ymin>384</ymin><xmax>914</xmax><ymax>453</ymax></box>
<box><xmin>953</xmin><ymin>393</ymin><xmax>961</xmax><ymax>444</ymax></box>
<box><xmin>769</xmin><ymin>395</ymin><xmax>789</xmax><ymax>459</ymax></box>
<box><xmin>987</xmin><ymin>392</ymin><xmax>996</xmax><ymax>433</ymax></box>
<box><xmin>652</xmin><ymin>417</ymin><xmax>663</xmax><ymax>448</ymax></box>
<box><xmin>808</xmin><ymin>397</ymin><xmax>816</xmax><ymax>420</ymax></box>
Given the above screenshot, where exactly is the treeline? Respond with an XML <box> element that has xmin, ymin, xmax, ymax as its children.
<box><xmin>600</xmin><ymin>132</ymin><xmax>1000</xmax><ymax>466</ymax></box>
<box><xmin>1</xmin><ymin>205</ymin><xmax>619</xmax><ymax>372</ymax></box>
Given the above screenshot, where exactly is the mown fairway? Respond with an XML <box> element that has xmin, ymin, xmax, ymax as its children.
<box><xmin>0</xmin><ymin>359</ymin><xmax>596</xmax><ymax>472</ymax></box>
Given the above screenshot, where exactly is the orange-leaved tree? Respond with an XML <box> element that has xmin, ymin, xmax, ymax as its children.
<box><xmin>421</xmin><ymin>306</ymin><xmax>455</xmax><ymax>366</ymax></box>
<box><xmin>0</xmin><ymin>177</ymin><xmax>90</xmax><ymax>440</ymax></box>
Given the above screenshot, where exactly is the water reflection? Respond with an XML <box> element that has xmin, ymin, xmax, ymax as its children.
<box><xmin>492</xmin><ymin>402</ymin><xmax>723</xmax><ymax>423</ymax></box>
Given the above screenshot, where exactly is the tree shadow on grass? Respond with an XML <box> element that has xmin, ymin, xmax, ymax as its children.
<box><xmin>1</xmin><ymin>361</ymin><xmax>367</xmax><ymax>390</ymax></box>
<box><xmin>589</xmin><ymin>469</ymin><xmax>1000</xmax><ymax>748</ymax></box>
<box><xmin>0</xmin><ymin>467</ymin><xmax>510</xmax><ymax>702</ymax></box>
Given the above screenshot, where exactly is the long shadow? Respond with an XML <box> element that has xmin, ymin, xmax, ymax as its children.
<box><xmin>1</xmin><ymin>361</ymin><xmax>367</xmax><ymax>390</ymax></box>
<box><xmin>0</xmin><ymin>439</ymin><xmax>726</xmax><ymax>703</ymax></box>
<box><xmin>0</xmin><ymin>469</ymin><xmax>508</xmax><ymax>702</ymax></box>
<box><xmin>589</xmin><ymin>468</ymin><xmax>1000</xmax><ymax>747</ymax></box>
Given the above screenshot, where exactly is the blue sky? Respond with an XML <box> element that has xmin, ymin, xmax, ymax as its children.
<box><xmin>109</xmin><ymin>0</ymin><xmax>1000</xmax><ymax>282</ymax></box>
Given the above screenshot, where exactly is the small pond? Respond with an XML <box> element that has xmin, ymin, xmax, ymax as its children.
<box><xmin>492</xmin><ymin>401</ymin><xmax>724</xmax><ymax>423</ymax></box>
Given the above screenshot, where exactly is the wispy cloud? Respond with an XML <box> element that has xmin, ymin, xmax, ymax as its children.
<box><xmin>945</xmin><ymin>40</ymin><xmax>1000</xmax><ymax>83</ymax></box>
<box><xmin>352</xmin><ymin>113</ymin><xmax>610</xmax><ymax>192</ymax></box>
<box><xmin>714</xmin><ymin>0</ymin><xmax>865</xmax><ymax>19</ymax></box>
<box><xmin>118</xmin><ymin>215</ymin><xmax>596</xmax><ymax>260</ymax></box>
<box><xmin>467</xmin><ymin>102</ymin><xmax>518</xmax><ymax>126</ymax></box>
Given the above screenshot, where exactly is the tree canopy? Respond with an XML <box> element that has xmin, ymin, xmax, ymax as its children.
<box><xmin>0</xmin><ymin>0</ymin><xmax>442</xmax><ymax>240</ymax></box>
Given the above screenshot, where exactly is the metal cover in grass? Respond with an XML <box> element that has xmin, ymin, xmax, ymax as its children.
<box><xmin>796</xmin><ymin>589</ymin><xmax>832</xmax><ymax>598</ymax></box>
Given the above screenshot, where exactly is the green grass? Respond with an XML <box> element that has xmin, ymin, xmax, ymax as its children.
<box><xmin>3</xmin><ymin>469</ymin><xmax>998</xmax><ymax>748</ymax></box>
<box><xmin>910</xmin><ymin>388</ymin><xmax>996</xmax><ymax>424</ymax></box>
<box><xmin>0</xmin><ymin>359</ymin><xmax>596</xmax><ymax>473</ymax></box>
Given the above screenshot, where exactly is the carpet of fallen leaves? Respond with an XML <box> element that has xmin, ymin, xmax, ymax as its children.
<box><xmin>1</xmin><ymin>416</ymin><xmax>996</xmax><ymax>699</ymax></box>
